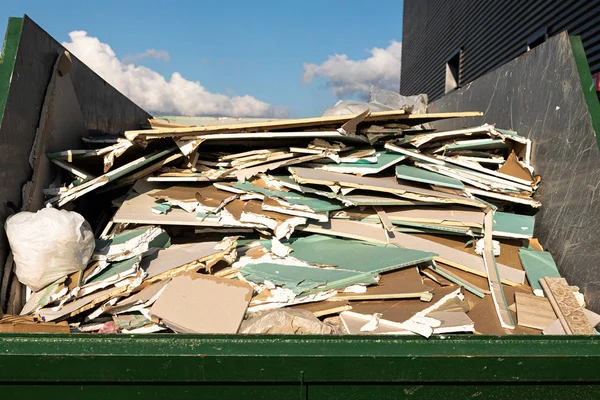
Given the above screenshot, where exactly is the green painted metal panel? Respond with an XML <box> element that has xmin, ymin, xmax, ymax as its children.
<box><xmin>309</xmin><ymin>384</ymin><xmax>600</xmax><ymax>400</ymax></box>
<box><xmin>0</xmin><ymin>334</ymin><xmax>599</xmax><ymax>384</ymax></box>
<box><xmin>570</xmin><ymin>35</ymin><xmax>600</xmax><ymax>148</ymax></box>
<box><xmin>1</xmin><ymin>384</ymin><xmax>305</xmax><ymax>400</ymax></box>
<box><xmin>0</xmin><ymin>17</ymin><xmax>23</xmax><ymax>127</ymax></box>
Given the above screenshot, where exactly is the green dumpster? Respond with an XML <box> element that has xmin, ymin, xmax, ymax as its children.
<box><xmin>1</xmin><ymin>15</ymin><xmax>600</xmax><ymax>399</ymax></box>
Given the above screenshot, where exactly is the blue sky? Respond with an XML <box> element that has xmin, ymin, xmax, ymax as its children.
<box><xmin>0</xmin><ymin>0</ymin><xmax>404</xmax><ymax>117</ymax></box>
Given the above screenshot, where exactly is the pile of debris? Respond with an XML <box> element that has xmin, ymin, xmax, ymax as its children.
<box><xmin>1</xmin><ymin>108</ymin><xmax>596</xmax><ymax>336</ymax></box>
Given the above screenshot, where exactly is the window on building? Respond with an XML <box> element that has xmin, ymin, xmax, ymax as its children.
<box><xmin>445</xmin><ymin>50</ymin><xmax>461</xmax><ymax>93</ymax></box>
<box><xmin>527</xmin><ymin>29</ymin><xmax>548</xmax><ymax>51</ymax></box>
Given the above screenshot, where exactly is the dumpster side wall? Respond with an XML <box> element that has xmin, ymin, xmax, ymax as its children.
<box><xmin>0</xmin><ymin>334</ymin><xmax>600</xmax><ymax>398</ymax></box>
<box><xmin>0</xmin><ymin>15</ymin><xmax>151</xmax><ymax>295</ymax></box>
<box><xmin>427</xmin><ymin>32</ymin><xmax>600</xmax><ymax>313</ymax></box>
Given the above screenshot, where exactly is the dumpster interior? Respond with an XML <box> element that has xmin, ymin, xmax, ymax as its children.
<box><xmin>0</xmin><ymin>15</ymin><xmax>599</xmax><ymax>340</ymax></box>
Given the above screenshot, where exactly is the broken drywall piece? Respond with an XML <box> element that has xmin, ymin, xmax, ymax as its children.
<box><xmin>38</xmin><ymin>285</ymin><xmax>129</xmax><ymax>322</ymax></box>
<box><xmin>493</xmin><ymin>212</ymin><xmax>535</xmax><ymax>239</ymax></box>
<box><xmin>261</xmin><ymin>196</ymin><xmax>328</xmax><ymax>222</ymax></box>
<box><xmin>380</xmin><ymin>229</ymin><xmax>525</xmax><ymax>285</ymax></box>
<box><xmin>92</xmin><ymin>226</ymin><xmax>171</xmax><ymax>263</ymax></box>
<box><xmin>239</xmin><ymin>262</ymin><xmax>379</xmax><ymax>296</ymax></box>
<box><xmin>46</xmin><ymin>147</ymin><xmax>179</xmax><ymax>207</ymax></box>
<box><xmin>340</xmin><ymin>290</ymin><xmax>472</xmax><ymax>336</ymax></box>
<box><xmin>373</xmin><ymin>206</ymin><xmax>395</xmax><ymax>231</ymax></box>
<box><xmin>273</xmin><ymin>234</ymin><xmax>436</xmax><ymax>275</ymax></box>
<box><xmin>482</xmin><ymin>211</ymin><xmax>515</xmax><ymax>329</ymax></box>
<box><xmin>20</xmin><ymin>277</ymin><xmax>68</xmax><ymax>315</ymax></box>
<box><xmin>289</xmin><ymin>166</ymin><xmax>485</xmax><ymax>208</ymax></box>
<box><xmin>234</xmin><ymin>179</ymin><xmax>342</xmax><ymax>213</ymax></box>
<box><xmin>316</xmin><ymin>152</ymin><xmax>407</xmax><ymax>175</ymax></box>
<box><xmin>519</xmin><ymin>247</ymin><xmax>561</xmax><ymax>296</ymax></box>
<box><xmin>78</xmin><ymin>256</ymin><xmax>141</xmax><ymax>297</ymax></box>
<box><xmin>141</xmin><ymin>238</ymin><xmax>238</xmax><ymax>283</ymax></box>
<box><xmin>399</xmin><ymin>124</ymin><xmax>496</xmax><ymax>148</ymax></box>
<box><xmin>150</xmin><ymin>273</ymin><xmax>253</xmax><ymax>334</ymax></box>
<box><xmin>108</xmin><ymin>280</ymin><xmax>169</xmax><ymax>315</ymax></box>
<box><xmin>396</xmin><ymin>164</ymin><xmax>465</xmax><ymax>190</ymax></box>
<box><xmin>384</xmin><ymin>142</ymin><xmax>446</xmax><ymax>165</ymax></box>
<box><xmin>428</xmin><ymin>262</ymin><xmax>489</xmax><ymax>298</ymax></box>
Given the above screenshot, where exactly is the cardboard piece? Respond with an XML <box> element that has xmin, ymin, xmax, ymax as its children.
<box><xmin>330</xmin><ymin>268</ymin><xmax>431</xmax><ymax>300</ymax></box>
<box><xmin>497</xmin><ymin>151</ymin><xmax>533</xmax><ymax>181</ymax></box>
<box><xmin>150</xmin><ymin>273</ymin><xmax>253</xmax><ymax>334</ymax></box>
<box><xmin>0</xmin><ymin>314</ymin><xmax>70</xmax><ymax>333</ymax></box>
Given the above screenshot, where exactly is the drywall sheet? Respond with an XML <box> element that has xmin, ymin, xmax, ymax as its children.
<box><xmin>319</xmin><ymin>152</ymin><xmax>406</xmax><ymax>175</ymax></box>
<box><xmin>272</xmin><ymin>234</ymin><xmax>436</xmax><ymax>274</ymax></box>
<box><xmin>493</xmin><ymin>212</ymin><xmax>535</xmax><ymax>239</ymax></box>
<box><xmin>233</xmin><ymin>181</ymin><xmax>342</xmax><ymax>212</ymax></box>
<box><xmin>518</xmin><ymin>247</ymin><xmax>561</xmax><ymax>296</ymax></box>
<box><xmin>396</xmin><ymin>164</ymin><xmax>465</xmax><ymax>189</ymax></box>
<box><xmin>141</xmin><ymin>242</ymin><xmax>225</xmax><ymax>278</ymax></box>
<box><xmin>239</xmin><ymin>263</ymin><xmax>378</xmax><ymax>295</ymax></box>
<box><xmin>428</xmin><ymin>32</ymin><xmax>600</xmax><ymax>312</ymax></box>
<box><xmin>150</xmin><ymin>273</ymin><xmax>252</xmax><ymax>334</ymax></box>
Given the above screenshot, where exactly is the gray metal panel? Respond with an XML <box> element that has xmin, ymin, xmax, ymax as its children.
<box><xmin>427</xmin><ymin>33</ymin><xmax>600</xmax><ymax>313</ymax></box>
<box><xmin>401</xmin><ymin>0</ymin><xmax>600</xmax><ymax>100</ymax></box>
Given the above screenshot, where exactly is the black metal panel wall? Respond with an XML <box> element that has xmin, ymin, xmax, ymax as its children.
<box><xmin>401</xmin><ymin>0</ymin><xmax>600</xmax><ymax>100</ymax></box>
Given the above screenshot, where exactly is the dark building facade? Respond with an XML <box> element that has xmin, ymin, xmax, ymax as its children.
<box><xmin>401</xmin><ymin>0</ymin><xmax>600</xmax><ymax>100</ymax></box>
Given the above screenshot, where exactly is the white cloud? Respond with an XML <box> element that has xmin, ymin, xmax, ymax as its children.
<box><xmin>122</xmin><ymin>49</ymin><xmax>170</xmax><ymax>64</ymax></box>
<box><xmin>303</xmin><ymin>41</ymin><xmax>402</xmax><ymax>98</ymax></box>
<box><xmin>62</xmin><ymin>31</ymin><xmax>282</xmax><ymax>117</ymax></box>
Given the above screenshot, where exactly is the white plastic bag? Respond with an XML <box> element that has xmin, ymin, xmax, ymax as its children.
<box><xmin>5</xmin><ymin>208</ymin><xmax>95</xmax><ymax>291</ymax></box>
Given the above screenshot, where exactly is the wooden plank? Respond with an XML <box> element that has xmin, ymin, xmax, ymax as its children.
<box><xmin>124</xmin><ymin>111</ymin><xmax>483</xmax><ymax>140</ymax></box>
<box><xmin>515</xmin><ymin>292</ymin><xmax>557</xmax><ymax>330</ymax></box>
<box><xmin>327</xmin><ymin>292</ymin><xmax>433</xmax><ymax>302</ymax></box>
<box><xmin>540</xmin><ymin>277</ymin><xmax>594</xmax><ymax>335</ymax></box>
